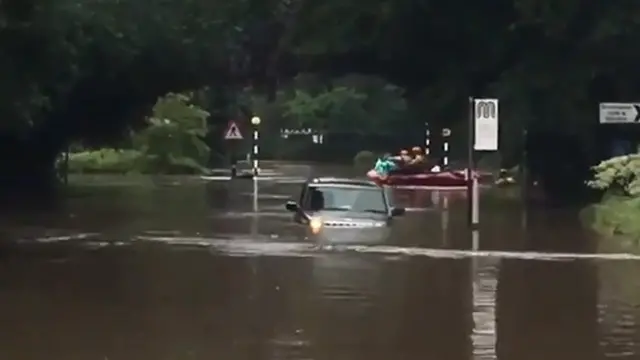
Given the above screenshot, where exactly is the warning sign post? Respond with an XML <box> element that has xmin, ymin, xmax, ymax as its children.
<box><xmin>224</xmin><ymin>121</ymin><xmax>243</xmax><ymax>140</ymax></box>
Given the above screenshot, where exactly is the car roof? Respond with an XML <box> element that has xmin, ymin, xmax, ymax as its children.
<box><xmin>308</xmin><ymin>177</ymin><xmax>379</xmax><ymax>188</ymax></box>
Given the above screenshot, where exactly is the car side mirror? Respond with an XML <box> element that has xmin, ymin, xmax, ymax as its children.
<box><xmin>391</xmin><ymin>207</ymin><xmax>405</xmax><ymax>216</ymax></box>
<box><xmin>286</xmin><ymin>200</ymin><xmax>311</xmax><ymax>222</ymax></box>
<box><xmin>285</xmin><ymin>201</ymin><xmax>300</xmax><ymax>212</ymax></box>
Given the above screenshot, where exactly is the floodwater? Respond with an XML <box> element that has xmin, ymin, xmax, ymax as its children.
<box><xmin>1</xmin><ymin>164</ymin><xmax>640</xmax><ymax>360</ymax></box>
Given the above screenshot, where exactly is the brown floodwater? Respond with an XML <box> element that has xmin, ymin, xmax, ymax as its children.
<box><xmin>0</xmin><ymin>164</ymin><xmax>639</xmax><ymax>360</ymax></box>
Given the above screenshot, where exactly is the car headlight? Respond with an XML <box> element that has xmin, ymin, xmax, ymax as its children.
<box><xmin>309</xmin><ymin>217</ymin><xmax>323</xmax><ymax>234</ymax></box>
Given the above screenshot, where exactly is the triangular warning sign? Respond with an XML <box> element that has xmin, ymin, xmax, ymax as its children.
<box><xmin>224</xmin><ymin>121</ymin><xmax>243</xmax><ymax>139</ymax></box>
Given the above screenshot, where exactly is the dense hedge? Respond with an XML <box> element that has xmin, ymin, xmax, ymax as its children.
<box><xmin>66</xmin><ymin>149</ymin><xmax>208</xmax><ymax>174</ymax></box>
<box><xmin>584</xmin><ymin>155</ymin><xmax>640</xmax><ymax>241</ymax></box>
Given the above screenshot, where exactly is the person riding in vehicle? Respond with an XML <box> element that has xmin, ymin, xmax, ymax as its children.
<box><xmin>373</xmin><ymin>153</ymin><xmax>398</xmax><ymax>179</ymax></box>
<box><xmin>408</xmin><ymin>146</ymin><xmax>426</xmax><ymax>166</ymax></box>
<box><xmin>398</xmin><ymin>149</ymin><xmax>411</xmax><ymax>163</ymax></box>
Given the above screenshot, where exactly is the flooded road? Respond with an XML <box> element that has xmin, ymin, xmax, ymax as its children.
<box><xmin>1</xmin><ymin>165</ymin><xmax>639</xmax><ymax>359</ymax></box>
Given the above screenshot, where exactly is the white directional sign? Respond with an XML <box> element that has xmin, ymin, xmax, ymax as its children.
<box><xmin>474</xmin><ymin>98</ymin><xmax>498</xmax><ymax>151</ymax></box>
<box><xmin>599</xmin><ymin>103</ymin><xmax>640</xmax><ymax>123</ymax></box>
<box><xmin>224</xmin><ymin>121</ymin><xmax>243</xmax><ymax>139</ymax></box>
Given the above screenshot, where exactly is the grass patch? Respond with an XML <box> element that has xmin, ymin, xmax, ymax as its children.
<box><xmin>65</xmin><ymin>149</ymin><xmax>210</xmax><ymax>175</ymax></box>
<box><xmin>581</xmin><ymin>195</ymin><xmax>640</xmax><ymax>247</ymax></box>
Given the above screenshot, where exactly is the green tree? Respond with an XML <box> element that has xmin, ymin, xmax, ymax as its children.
<box><xmin>281</xmin><ymin>87</ymin><xmax>367</xmax><ymax>131</ymax></box>
<box><xmin>0</xmin><ymin>0</ymin><xmax>285</xmax><ymax>191</ymax></box>
<box><xmin>66</xmin><ymin>92</ymin><xmax>211</xmax><ymax>174</ymax></box>
<box><xmin>5</xmin><ymin>0</ymin><xmax>640</xmax><ymax>197</ymax></box>
<box><xmin>279</xmin><ymin>74</ymin><xmax>409</xmax><ymax>135</ymax></box>
<box><xmin>135</xmin><ymin>93</ymin><xmax>210</xmax><ymax>172</ymax></box>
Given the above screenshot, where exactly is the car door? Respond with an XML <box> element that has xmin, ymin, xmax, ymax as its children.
<box><xmin>293</xmin><ymin>184</ymin><xmax>309</xmax><ymax>224</ymax></box>
<box><xmin>380</xmin><ymin>187</ymin><xmax>395</xmax><ymax>222</ymax></box>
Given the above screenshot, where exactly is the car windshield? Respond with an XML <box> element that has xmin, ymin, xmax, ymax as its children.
<box><xmin>303</xmin><ymin>185</ymin><xmax>388</xmax><ymax>214</ymax></box>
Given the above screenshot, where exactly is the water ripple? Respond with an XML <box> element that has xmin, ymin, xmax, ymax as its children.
<box><xmin>26</xmin><ymin>235</ymin><xmax>638</xmax><ymax>261</ymax></box>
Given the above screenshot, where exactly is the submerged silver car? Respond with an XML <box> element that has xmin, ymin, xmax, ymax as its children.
<box><xmin>284</xmin><ymin>177</ymin><xmax>405</xmax><ymax>243</ymax></box>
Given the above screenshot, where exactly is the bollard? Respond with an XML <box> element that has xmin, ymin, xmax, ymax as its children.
<box><xmin>252</xmin><ymin>177</ymin><xmax>259</xmax><ymax>213</ymax></box>
<box><xmin>251</xmin><ymin>177</ymin><xmax>259</xmax><ymax>236</ymax></box>
<box><xmin>442</xmin><ymin>128</ymin><xmax>450</xmax><ymax>168</ymax></box>
<box><xmin>252</xmin><ymin>129</ymin><xmax>259</xmax><ymax>177</ymax></box>
<box><xmin>424</xmin><ymin>123</ymin><xmax>430</xmax><ymax>155</ymax></box>
<box><xmin>231</xmin><ymin>161</ymin><xmax>237</xmax><ymax>178</ymax></box>
<box><xmin>251</xmin><ymin>116</ymin><xmax>261</xmax><ymax>178</ymax></box>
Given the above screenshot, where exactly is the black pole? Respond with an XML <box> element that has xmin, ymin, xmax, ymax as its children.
<box><xmin>467</xmin><ymin>97</ymin><xmax>475</xmax><ymax>228</ymax></box>
<box><xmin>520</xmin><ymin>128</ymin><xmax>528</xmax><ymax>230</ymax></box>
<box><xmin>230</xmin><ymin>141</ymin><xmax>237</xmax><ymax>178</ymax></box>
<box><xmin>230</xmin><ymin>160</ymin><xmax>237</xmax><ymax>178</ymax></box>
<box><xmin>63</xmin><ymin>146</ymin><xmax>69</xmax><ymax>185</ymax></box>
<box><xmin>520</xmin><ymin>128</ymin><xmax>528</xmax><ymax>202</ymax></box>
<box><xmin>252</xmin><ymin>125</ymin><xmax>259</xmax><ymax>177</ymax></box>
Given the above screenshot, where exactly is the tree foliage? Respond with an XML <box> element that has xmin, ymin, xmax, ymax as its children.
<box><xmin>588</xmin><ymin>155</ymin><xmax>640</xmax><ymax>197</ymax></box>
<box><xmin>289</xmin><ymin>0</ymin><xmax>640</xmax><ymax>138</ymax></box>
<box><xmin>584</xmin><ymin>155</ymin><xmax>640</xmax><ymax>240</ymax></box>
<box><xmin>4</xmin><ymin>0</ymin><xmax>640</xmax><ymax>193</ymax></box>
<box><xmin>252</xmin><ymin>73</ymin><xmax>409</xmax><ymax>133</ymax></box>
<box><xmin>1</xmin><ymin>0</ymin><xmax>232</xmax><ymax>131</ymax></box>
<box><xmin>10</xmin><ymin>0</ymin><xmax>640</xmax><ymax>140</ymax></box>
<box><xmin>136</xmin><ymin>92</ymin><xmax>210</xmax><ymax>167</ymax></box>
<box><xmin>67</xmin><ymin>92</ymin><xmax>211</xmax><ymax>174</ymax></box>
<box><xmin>238</xmin><ymin>74</ymin><xmax>414</xmax><ymax>160</ymax></box>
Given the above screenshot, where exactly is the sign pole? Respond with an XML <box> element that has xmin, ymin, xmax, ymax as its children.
<box><xmin>224</xmin><ymin>120</ymin><xmax>244</xmax><ymax>178</ymax></box>
<box><xmin>63</xmin><ymin>145</ymin><xmax>69</xmax><ymax>185</ymax></box>
<box><xmin>230</xmin><ymin>153</ymin><xmax>237</xmax><ymax>178</ymax></box>
<box><xmin>520</xmin><ymin>128</ymin><xmax>528</xmax><ymax>203</ymax></box>
<box><xmin>467</xmin><ymin>97</ymin><xmax>476</xmax><ymax>229</ymax></box>
<box><xmin>250</xmin><ymin>116</ymin><xmax>261</xmax><ymax>178</ymax></box>
<box><xmin>468</xmin><ymin>97</ymin><xmax>499</xmax><ymax>249</ymax></box>
<box><xmin>441</xmin><ymin>195</ymin><xmax>449</xmax><ymax>246</ymax></box>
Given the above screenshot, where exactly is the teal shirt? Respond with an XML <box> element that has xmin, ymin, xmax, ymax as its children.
<box><xmin>374</xmin><ymin>158</ymin><xmax>397</xmax><ymax>175</ymax></box>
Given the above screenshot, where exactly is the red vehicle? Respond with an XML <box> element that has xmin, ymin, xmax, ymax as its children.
<box><xmin>367</xmin><ymin>167</ymin><xmax>491</xmax><ymax>188</ymax></box>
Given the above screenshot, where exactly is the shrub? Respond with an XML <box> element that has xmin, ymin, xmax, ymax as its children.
<box><xmin>134</xmin><ymin>92</ymin><xmax>210</xmax><ymax>167</ymax></box>
<box><xmin>67</xmin><ymin>150</ymin><xmax>208</xmax><ymax>175</ymax></box>
<box><xmin>583</xmin><ymin>196</ymin><xmax>640</xmax><ymax>240</ymax></box>
<box><xmin>587</xmin><ymin>154</ymin><xmax>640</xmax><ymax>196</ymax></box>
<box><xmin>583</xmin><ymin>154</ymin><xmax>640</xmax><ymax>239</ymax></box>
<box><xmin>67</xmin><ymin>149</ymin><xmax>143</xmax><ymax>174</ymax></box>
<box><xmin>65</xmin><ymin>92</ymin><xmax>212</xmax><ymax>175</ymax></box>
<box><xmin>69</xmin><ymin>149</ymin><xmax>208</xmax><ymax>175</ymax></box>
<box><xmin>353</xmin><ymin>150</ymin><xmax>376</xmax><ymax>170</ymax></box>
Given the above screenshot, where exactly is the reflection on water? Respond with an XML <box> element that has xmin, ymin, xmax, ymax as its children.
<box><xmin>472</xmin><ymin>257</ymin><xmax>499</xmax><ymax>360</ymax></box>
<box><xmin>0</xmin><ymin>172</ymin><xmax>638</xmax><ymax>359</ymax></box>
<box><xmin>598</xmin><ymin>259</ymin><xmax>640</xmax><ymax>358</ymax></box>
<box><xmin>497</xmin><ymin>258</ymin><xmax>599</xmax><ymax>360</ymax></box>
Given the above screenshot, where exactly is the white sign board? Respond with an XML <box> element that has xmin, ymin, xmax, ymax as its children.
<box><xmin>224</xmin><ymin>121</ymin><xmax>243</xmax><ymax>139</ymax></box>
<box><xmin>474</xmin><ymin>99</ymin><xmax>498</xmax><ymax>151</ymax></box>
<box><xmin>599</xmin><ymin>103</ymin><xmax>640</xmax><ymax>123</ymax></box>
